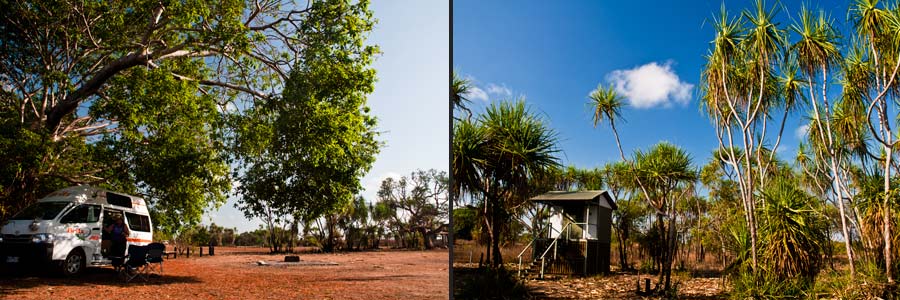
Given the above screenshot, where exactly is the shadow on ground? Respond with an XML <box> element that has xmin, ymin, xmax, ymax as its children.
<box><xmin>0</xmin><ymin>266</ymin><xmax>201</xmax><ymax>295</ymax></box>
<box><xmin>454</xmin><ymin>265</ymin><xmax>537</xmax><ymax>299</ymax></box>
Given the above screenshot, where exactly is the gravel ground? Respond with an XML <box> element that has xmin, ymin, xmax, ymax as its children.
<box><xmin>0</xmin><ymin>247</ymin><xmax>449</xmax><ymax>300</ymax></box>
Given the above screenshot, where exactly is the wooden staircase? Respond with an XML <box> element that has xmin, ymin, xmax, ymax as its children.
<box><xmin>519</xmin><ymin>258</ymin><xmax>545</xmax><ymax>279</ymax></box>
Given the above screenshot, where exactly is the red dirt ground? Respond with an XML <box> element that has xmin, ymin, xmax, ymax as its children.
<box><xmin>0</xmin><ymin>247</ymin><xmax>449</xmax><ymax>300</ymax></box>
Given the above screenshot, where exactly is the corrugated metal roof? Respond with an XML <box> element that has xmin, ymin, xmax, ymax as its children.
<box><xmin>530</xmin><ymin>190</ymin><xmax>617</xmax><ymax>210</ymax></box>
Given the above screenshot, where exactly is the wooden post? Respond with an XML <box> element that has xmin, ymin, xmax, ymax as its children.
<box><xmin>645</xmin><ymin>278</ymin><xmax>651</xmax><ymax>293</ymax></box>
<box><xmin>540</xmin><ymin>258</ymin><xmax>545</xmax><ymax>279</ymax></box>
<box><xmin>199</xmin><ymin>246</ymin><xmax>203</xmax><ymax>257</ymax></box>
<box><xmin>583</xmin><ymin>241</ymin><xmax>588</xmax><ymax>275</ymax></box>
<box><xmin>518</xmin><ymin>256</ymin><xmax>522</xmax><ymax>277</ymax></box>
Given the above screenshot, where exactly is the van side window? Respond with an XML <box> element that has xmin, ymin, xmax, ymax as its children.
<box><xmin>60</xmin><ymin>205</ymin><xmax>101</xmax><ymax>223</ymax></box>
<box><xmin>125</xmin><ymin>212</ymin><xmax>151</xmax><ymax>232</ymax></box>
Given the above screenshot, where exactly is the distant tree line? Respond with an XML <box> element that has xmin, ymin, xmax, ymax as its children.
<box><xmin>165</xmin><ymin>169</ymin><xmax>448</xmax><ymax>253</ymax></box>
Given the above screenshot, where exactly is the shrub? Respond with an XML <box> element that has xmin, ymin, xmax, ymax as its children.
<box><xmin>453</xmin><ymin>267</ymin><xmax>532</xmax><ymax>299</ymax></box>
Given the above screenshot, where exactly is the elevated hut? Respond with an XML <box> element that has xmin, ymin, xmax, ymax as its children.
<box><xmin>519</xmin><ymin>190</ymin><xmax>616</xmax><ymax>277</ymax></box>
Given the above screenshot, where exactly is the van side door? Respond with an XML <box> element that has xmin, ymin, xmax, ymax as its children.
<box><xmin>124</xmin><ymin>212</ymin><xmax>152</xmax><ymax>246</ymax></box>
<box><xmin>59</xmin><ymin>204</ymin><xmax>103</xmax><ymax>261</ymax></box>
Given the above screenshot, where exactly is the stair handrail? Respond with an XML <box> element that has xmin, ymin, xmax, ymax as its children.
<box><xmin>535</xmin><ymin>222</ymin><xmax>574</xmax><ymax>279</ymax></box>
<box><xmin>516</xmin><ymin>226</ymin><xmax>554</xmax><ymax>277</ymax></box>
<box><xmin>516</xmin><ymin>239</ymin><xmax>534</xmax><ymax>277</ymax></box>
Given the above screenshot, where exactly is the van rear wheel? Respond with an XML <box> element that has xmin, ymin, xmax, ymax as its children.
<box><xmin>60</xmin><ymin>249</ymin><xmax>85</xmax><ymax>276</ymax></box>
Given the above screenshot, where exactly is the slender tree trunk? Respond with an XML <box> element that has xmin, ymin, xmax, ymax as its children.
<box><xmin>831</xmin><ymin>157</ymin><xmax>856</xmax><ymax>276</ymax></box>
<box><xmin>656</xmin><ymin>218</ymin><xmax>666</xmax><ymax>289</ymax></box>
<box><xmin>664</xmin><ymin>213</ymin><xmax>677</xmax><ymax>292</ymax></box>
<box><xmin>740</xmin><ymin>129</ymin><xmax>759</xmax><ymax>275</ymax></box>
<box><xmin>884</xmin><ymin>145</ymin><xmax>893</xmax><ymax>283</ymax></box>
<box><xmin>616</xmin><ymin>226</ymin><xmax>629</xmax><ymax>270</ymax></box>
<box><xmin>483</xmin><ymin>198</ymin><xmax>493</xmax><ymax>266</ymax></box>
<box><xmin>821</xmin><ymin>65</ymin><xmax>856</xmax><ymax>277</ymax></box>
<box><xmin>491</xmin><ymin>200</ymin><xmax>503</xmax><ymax>268</ymax></box>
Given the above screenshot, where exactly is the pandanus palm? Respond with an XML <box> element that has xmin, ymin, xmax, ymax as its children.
<box><xmin>850</xmin><ymin>0</ymin><xmax>900</xmax><ymax>282</ymax></box>
<box><xmin>452</xmin><ymin>100</ymin><xmax>560</xmax><ymax>268</ymax></box>
<box><xmin>702</xmin><ymin>0</ymin><xmax>787</xmax><ymax>274</ymax></box>
<box><xmin>768</xmin><ymin>57</ymin><xmax>807</xmax><ymax>166</ymax></box>
<box><xmin>742</xmin><ymin>0</ymin><xmax>785</xmax><ymax>125</ymax></box>
<box><xmin>589</xmin><ymin>85</ymin><xmax>627</xmax><ymax>161</ymax></box>
<box><xmin>452</xmin><ymin>71</ymin><xmax>473</xmax><ymax>120</ymax></box>
<box><xmin>451</xmin><ymin>118</ymin><xmax>487</xmax><ymax>199</ymax></box>
<box><xmin>589</xmin><ymin>84</ymin><xmax>671</xmax><ymax>233</ymax></box>
<box><xmin>758</xmin><ymin>176</ymin><xmax>829</xmax><ymax>280</ymax></box>
<box><xmin>791</xmin><ymin>5</ymin><xmax>857</xmax><ymax>276</ymax></box>
<box><xmin>633</xmin><ymin>142</ymin><xmax>698</xmax><ymax>293</ymax></box>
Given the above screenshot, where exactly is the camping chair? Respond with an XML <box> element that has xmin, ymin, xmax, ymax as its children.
<box><xmin>120</xmin><ymin>245</ymin><xmax>150</xmax><ymax>283</ymax></box>
<box><xmin>109</xmin><ymin>254</ymin><xmax>126</xmax><ymax>273</ymax></box>
<box><xmin>146</xmin><ymin>243</ymin><xmax>165</xmax><ymax>276</ymax></box>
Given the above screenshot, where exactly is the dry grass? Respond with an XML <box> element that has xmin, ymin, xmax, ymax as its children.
<box><xmin>453</xmin><ymin>239</ymin><xmax>533</xmax><ymax>266</ymax></box>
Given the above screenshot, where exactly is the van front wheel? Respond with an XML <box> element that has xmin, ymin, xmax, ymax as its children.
<box><xmin>60</xmin><ymin>249</ymin><xmax>85</xmax><ymax>276</ymax></box>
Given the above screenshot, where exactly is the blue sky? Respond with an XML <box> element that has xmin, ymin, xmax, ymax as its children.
<box><xmin>205</xmin><ymin>1</ymin><xmax>449</xmax><ymax>232</ymax></box>
<box><xmin>454</xmin><ymin>0</ymin><xmax>848</xmax><ymax>172</ymax></box>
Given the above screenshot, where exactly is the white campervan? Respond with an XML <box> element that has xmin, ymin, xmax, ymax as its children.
<box><xmin>0</xmin><ymin>186</ymin><xmax>153</xmax><ymax>275</ymax></box>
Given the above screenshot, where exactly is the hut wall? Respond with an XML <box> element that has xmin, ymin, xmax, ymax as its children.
<box><xmin>548</xmin><ymin>207</ymin><xmax>563</xmax><ymax>238</ymax></box>
<box><xmin>596</xmin><ymin>206</ymin><xmax>612</xmax><ymax>243</ymax></box>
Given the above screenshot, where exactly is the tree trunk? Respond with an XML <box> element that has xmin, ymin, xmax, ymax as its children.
<box><xmin>483</xmin><ymin>200</ymin><xmax>493</xmax><ymax>266</ymax></box>
<box><xmin>491</xmin><ymin>202</ymin><xmax>503</xmax><ymax>268</ymax></box>
<box><xmin>616</xmin><ymin>226</ymin><xmax>629</xmax><ymax>270</ymax></box>
<box><xmin>664</xmin><ymin>213</ymin><xmax>677</xmax><ymax>293</ymax></box>
<box><xmin>884</xmin><ymin>148</ymin><xmax>893</xmax><ymax>283</ymax></box>
<box><xmin>656</xmin><ymin>217</ymin><xmax>666</xmax><ymax>290</ymax></box>
<box><xmin>831</xmin><ymin>156</ymin><xmax>856</xmax><ymax>277</ymax></box>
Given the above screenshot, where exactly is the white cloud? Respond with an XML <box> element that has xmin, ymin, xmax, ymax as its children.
<box><xmin>795</xmin><ymin>124</ymin><xmax>810</xmax><ymax>139</ymax></box>
<box><xmin>486</xmin><ymin>83</ymin><xmax>512</xmax><ymax>97</ymax></box>
<box><xmin>607</xmin><ymin>61</ymin><xmax>694</xmax><ymax>109</ymax></box>
<box><xmin>466</xmin><ymin>86</ymin><xmax>489</xmax><ymax>102</ymax></box>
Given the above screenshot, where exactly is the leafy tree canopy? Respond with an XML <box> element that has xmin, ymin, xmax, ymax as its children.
<box><xmin>0</xmin><ymin>0</ymin><xmax>378</xmax><ymax>235</ymax></box>
<box><xmin>233</xmin><ymin>0</ymin><xmax>379</xmax><ymax>246</ymax></box>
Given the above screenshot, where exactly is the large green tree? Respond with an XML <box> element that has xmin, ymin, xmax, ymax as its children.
<box><xmin>0</xmin><ymin>0</ymin><xmax>377</xmax><ymax>235</ymax></box>
<box><xmin>232</xmin><ymin>4</ymin><xmax>380</xmax><ymax>252</ymax></box>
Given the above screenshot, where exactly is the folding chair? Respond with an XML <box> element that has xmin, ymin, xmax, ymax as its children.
<box><xmin>109</xmin><ymin>255</ymin><xmax>126</xmax><ymax>273</ymax></box>
<box><xmin>120</xmin><ymin>245</ymin><xmax>150</xmax><ymax>283</ymax></box>
<box><xmin>146</xmin><ymin>243</ymin><xmax>165</xmax><ymax>276</ymax></box>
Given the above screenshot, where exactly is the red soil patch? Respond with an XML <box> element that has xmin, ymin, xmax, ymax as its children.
<box><xmin>0</xmin><ymin>247</ymin><xmax>449</xmax><ymax>300</ymax></box>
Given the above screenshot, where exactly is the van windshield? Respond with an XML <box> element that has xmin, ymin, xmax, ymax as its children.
<box><xmin>11</xmin><ymin>202</ymin><xmax>71</xmax><ymax>220</ymax></box>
